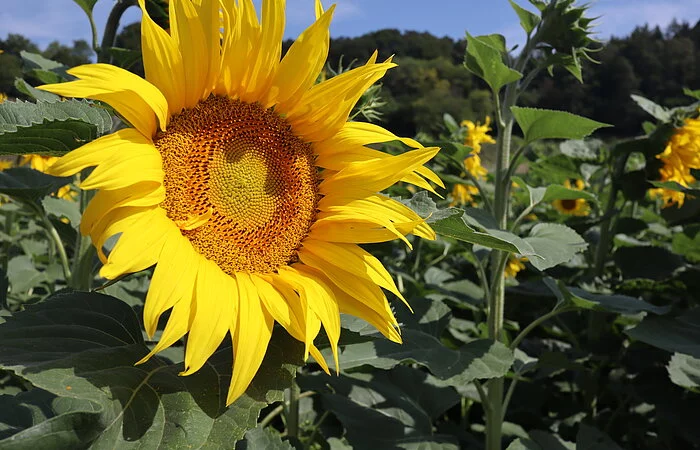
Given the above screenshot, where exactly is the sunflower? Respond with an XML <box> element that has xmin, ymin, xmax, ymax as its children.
<box><xmin>449</xmin><ymin>183</ymin><xmax>479</xmax><ymax>207</ymax></box>
<box><xmin>461</xmin><ymin>117</ymin><xmax>494</xmax><ymax>180</ymax></box>
<box><xmin>39</xmin><ymin>0</ymin><xmax>442</xmax><ymax>405</ymax></box>
<box><xmin>553</xmin><ymin>179</ymin><xmax>590</xmax><ymax>216</ymax></box>
<box><xmin>504</xmin><ymin>256</ymin><xmax>527</xmax><ymax>279</ymax></box>
<box><xmin>648</xmin><ymin>116</ymin><xmax>700</xmax><ymax>208</ymax></box>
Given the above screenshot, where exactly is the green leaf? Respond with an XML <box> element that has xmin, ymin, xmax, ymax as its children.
<box><xmin>431</xmin><ymin>212</ymin><xmax>534</xmax><ymax>254</ymax></box>
<box><xmin>507</xmin><ymin>439</ymin><xmax>543</xmax><ymax>450</ymax></box>
<box><xmin>20</xmin><ymin>51</ymin><xmax>66</xmax><ymax>72</ymax></box>
<box><xmin>443</xmin><ymin>113</ymin><xmax>459</xmax><ymax>134</ymax></box>
<box><xmin>71</xmin><ymin>0</ymin><xmax>98</xmax><ymax>17</ymax></box>
<box><xmin>626</xmin><ymin>308</ymin><xmax>700</xmax><ymax>359</ymax></box>
<box><xmin>514</xmin><ymin>177</ymin><xmax>597</xmax><ymax>208</ymax></box>
<box><xmin>464</xmin><ymin>33</ymin><xmax>522</xmax><ymax>93</ymax></box>
<box><xmin>631</xmin><ymin>94</ymin><xmax>671</xmax><ymax>121</ymax></box>
<box><xmin>325</xmin><ymin>299</ymin><xmax>514</xmax><ymax>389</ymax></box>
<box><xmin>523</xmin><ymin>223</ymin><xmax>587</xmax><ymax>271</ymax></box>
<box><xmin>0</xmin><ymin>291</ymin><xmax>302</xmax><ymax>448</ymax></box>
<box><xmin>299</xmin><ymin>368</ymin><xmax>460</xmax><ymax>449</ymax></box>
<box><xmin>238</xmin><ymin>426</ymin><xmax>293</xmax><ymax>450</ymax></box>
<box><xmin>543</xmin><ymin>278</ymin><xmax>670</xmax><ymax>315</ymax></box>
<box><xmin>509</xmin><ymin>0</ymin><xmax>541</xmax><ymax>34</ymax></box>
<box><xmin>403</xmin><ymin>192</ymin><xmax>537</xmax><ymax>255</ymax></box>
<box><xmin>511</xmin><ymin>106</ymin><xmax>611</xmax><ymax>144</ymax></box>
<box><xmin>106</xmin><ymin>47</ymin><xmax>143</xmax><ymax>71</ymax></box>
<box><xmin>672</xmin><ymin>225</ymin><xmax>700</xmax><ymax>263</ymax></box>
<box><xmin>42</xmin><ymin>196</ymin><xmax>81</xmax><ymax>227</ymax></box>
<box><xmin>613</xmin><ymin>246</ymin><xmax>684</xmax><ymax>280</ymax></box>
<box><xmin>559</xmin><ymin>139</ymin><xmax>600</xmax><ymax>161</ymax></box>
<box><xmin>0</xmin><ymin>99</ymin><xmax>113</xmax><ymax>156</ymax></box>
<box><xmin>0</xmin><ymin>168</ymin><xmax>71</xmax><ymax>203</ymax></box>
<box><xmin>667</xmin><ymin>353</ymin><xmax>700</xmax><ymax>390</ymax></box>
<box><xmin>576</xmin><ymin>424</ymin><xmax>624</xmax><ymax>450</ymax></box>
<box><xmin>14</xmin><ymin>78</ymin><xmax>60</xmax><ymax>102</ymax></box>
<box><xmin>683</xmin><ymin>87</ymin><xmax>700</xmax><ymax>101</ymax></box>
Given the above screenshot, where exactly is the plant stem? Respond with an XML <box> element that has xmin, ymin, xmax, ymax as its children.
<box><xmin>98</xmin><ymin>0</ymin><xmax>137</xmax><ymax>64</ymax></box>
<box><xmin>285</xmin><ymin>377</ymin><xmax>301</xmax><ymax>439</ymax></box>
<box><xmin>36</xmin><ymin>206</ymin><xmax>71</xmax><ymax>285</ymax></box>
<box><xmin>70</xmin><ymin>188</ymin><xmax>95</xmax><ymax>291</ymax></box>
<box><xmin>510</xmin><ymin>307</ymin><xmax>571</xmax><ymax>350</ymax></box>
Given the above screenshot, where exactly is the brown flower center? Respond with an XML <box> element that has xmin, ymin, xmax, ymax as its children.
<box><xmin>560</xmin><ymin>199</ymin><xmax>577</xmax><ymax>210</ymax></box>
<box><xmin>153</xmin><ymin>95</ymin><xmax>319</xmax><ymax>274</ymax></box>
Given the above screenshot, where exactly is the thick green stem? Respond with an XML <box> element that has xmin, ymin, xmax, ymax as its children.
<box><xmin>285</xmin><ymin>377</ymin><xmax>300</xmax><ymax>439</ymax></box>
<box><xmin>98</xmin><ymin>0</ymin><xmax>137</xmax><ymax>64</ymax></box>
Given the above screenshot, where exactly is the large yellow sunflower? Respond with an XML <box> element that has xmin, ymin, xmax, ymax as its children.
<box><xmin>649</xmin><ymin>116</ymin><xmax>700</xmax><ymax>208</ymax></box>
<box><xmin>39</xmin><ymin>0</ymin><xmax>442</xmax><ymax>405</ymax></box>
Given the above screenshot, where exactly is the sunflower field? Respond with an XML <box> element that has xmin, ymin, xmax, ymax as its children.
<box><xmin>0</xmin><ymin>0</ymin><xmax>699</xmax><ymax>449</ymax></box>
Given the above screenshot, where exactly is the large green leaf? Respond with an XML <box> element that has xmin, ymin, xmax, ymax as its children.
<box><xmin>403</xmin><ymin>192</ymin><xmax>537</xmax><ymax>255</ymax></box>
<box><xmin>464</xmin><ymin>33</ymin><xmax>522</xmax><ymax>93</ymax></box>
<box><xmin>298</xmin><ymin>367</ymin><xmax>460</xmax><ymax>449</ymax></box>
<box><xmin>0</xmin><ymin>168</ymin><xmax>71</xmax><ymax>203</ymax></box>
<box><xmin>323</xmin><ymin>299</ymin><xmax>514</xmax><ymax>389</ymax></box>
<box><xmin>508</xmin><ymin>0</ymin><xmax>541</xmax><ymax>34</ymax></box>
<box><xmin>511</xmin><ymin>107</ymin><xmax>611</xmax><ymax>144</ymax></box>
<box><xmin>523</xmin><ymin>223</ymin><xmax>587</xmax><ymax>271</ymax></box>
<box><xmin>626</xmin><ymin>308</ymin><xmax>700</xmax><ymax>359</ymax></box>
<box><xmin>238</xmin><ymin>426</ymin><xmax>293</xmax><ymax>450</ymax></box>
<box><xmin>631</xmin><ymin>94</ymin><xmax>671</xmax><ymax>122</ymax></box>
<box><xmin>0</xmin><ymin>99</ymin><xmax>112</xmax><ymax>156</ymax></box>
<box><xmin>0</xmin><ymin>291</ymin><xmax>302</xmax><ymax>448</ymax></box>
<box><xmin>543</xmin><ymin>278</ymin><xmax>669</xmax><ymax>315</ymax></box>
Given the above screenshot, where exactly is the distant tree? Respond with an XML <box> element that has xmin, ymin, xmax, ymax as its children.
<box><xmin>43</xmin><ymin>39</ymin><xmax>92</xmax><ymax>67</ymax></box>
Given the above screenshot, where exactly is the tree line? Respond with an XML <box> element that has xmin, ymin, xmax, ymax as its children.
<box><xmin>1</xmin><ymin>19</ymin><xmax>698</xmax><ymax>138</ymax></box>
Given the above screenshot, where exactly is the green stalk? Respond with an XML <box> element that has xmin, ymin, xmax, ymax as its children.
<box><xmin>98</xmin><ymin>0</ymin><xmax>137</xmax><ymax>64</ymax></box>
<box><xmin>285</xmin><ymin>376</ymin><xmax>301</xmax><ymax>439</ymax></box>
<box><xmin>35</xmin><ymin>205</ymin><xmax>71</xmax><ymax>285</ymax></box>
<box><xmin>69</xmin><ymin>188</ymin><xmax>95</xmax><ymax>291</ymax></box>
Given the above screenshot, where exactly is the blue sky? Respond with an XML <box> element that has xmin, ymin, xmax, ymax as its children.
<box><xmin>1</xmin><ymin>0</ymin><xmax>699</xmax><ymax>54</ymax></box>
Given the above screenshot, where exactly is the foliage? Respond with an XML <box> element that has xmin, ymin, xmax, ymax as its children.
<box><xmin>0</xmin><ymin>1</ymin><xmax>698</xmax><ymax>450</ymax></box>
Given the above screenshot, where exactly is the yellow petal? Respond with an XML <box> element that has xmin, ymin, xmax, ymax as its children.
<box><xmin>220</xmin><ymin>0</ymin><xmax>261</xmax><ymax>96</ymax></box>
<box><xmin>298</xmin><ymin>247</ymin><xmax>398</xmax><ymax>328</ymax></box>
<box><xmin>137</xmin><ymin>297</ymin><xmax>193</xmax><ymax>365</ymax></box>
<box><xmin>227</xmin><ymin>272</ymin><xmax>274</xmax><ymax>405</ymax></box>
<box><xmin>137</xmin><ymin>0</ymin><xmax>185</xmax><ymax>114</ymax></box>
<box><xmin>239</xmin><ymin>0</ymin><xmax>286</xmax><ymax>102</ymax></box>
<box><xmin>320</xmin><ymin>146</ymin><xmax>440</xmax><ymax>195</ymax></box>
<box><xmin>38</xmin><ymin>64</ymin><xmax>168</xmax><ymax>137</ymax></box>
<box><xmin>286</xmin><ymin>57</ymin><xmax>396</xmax><ymax>142</ymax></box>
<box><xmin>170</xmin><ymin>0</ymin><xmax>209</xmax><ymax>106</ymax></box>
<box><xmin>181</xmin><ymin>259</ymin><xmax>236</xmax><ymax>376</ymax></box>
<box><xmin>79</xmin><ymin>148</ymin><xmax>164</xmax><ymax>190</ymax></box>
<box><xmin>265</xmin><ymin>5</ymin><xmax>334</xmax><ymax>110</ymax></box>
<box><xmin>251</xmin><ymin>274</ymin><xmax>305</xmax><ymax>342</ymax></box>
<box><xmin>330</xmin><ymin>284</ymin><xmax>402</xmax><ymax>343</ymax></box>
<box><xmin>310</xmin><ymin>217</ymin><xmax>420</xmax><ymax>247</ymax></box>
<box><xmin>47</xmin><ymin>129</ymin><xmax>153</xmax><ymax>178</ymax></box>
<box><xmin>80</xmin><ymin>183</ymin><xmax>165</xmax><ymax>237</ymax></box>
<box><xmin>99</xmin><ymin>208</ymin><xmax>171</xmax><ymax>279</ymax></box>
<box><xmin>89</xmin><ymin>206</ymin><xmax>153</xmax><ymax>263</ymax></box>
<box><xmin>301</xmin><ymin>239</ymin><xmax>408</xmax><ymax>309</ymax></box>
<box><xmin>142</xmin><ymin>228</ymin><xmax>199</xmax><ymax>337</ymax></box>
<box><xmin>277</xmin><ymin>265</ymin><xmax>340</xmax><ymax>371</ymax></box>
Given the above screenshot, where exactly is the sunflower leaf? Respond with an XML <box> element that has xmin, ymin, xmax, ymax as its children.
<box><xmin>298</xmin><ymin>367</ymin><xmax>460</xmax><ymax>449</ymax></box>
<box><xmin>667</xmin><ymin>353</ymin><xmax>700</xmax><ymax>390</ymax></box>
<box><xmin>0</xmin><ymin>290</ymin><xmax>302</xmax><ymax>448</ymax></box>
<box><xmin>0</xmin><ymin>167</ymin><xmax>72</xmax><ymax>203</ymax></box>
<box><xmin>327</xmin><ymin>299</ymin><xmax>514</xmax><ymax>388</ymax></box>
<box><xmin>626</xmin><ymin>308</ymin><xmax>700</xmax><ymax>359</ymax></box>
<box><xmin>465</xmin><ymin>33</ymin><xmax>522</xmax><ymax>93</ymax></box>
<box><xmin>511</xmin><ymin>106</ymin><xmax>611</xmax><ymax>144</ymax></box>
<box><xmin>509</xmin><ymin>0</ymin><xmax>541</xmax><ymax>34</ymax></box>
<box><xmin>523</xmin><ymin>223</ymin><xmax>587</xmax><ymax>271</ymax></box>
<box><xmin>0</xmin><ymin>99</ymin><xmax>113</xmax><ymax>156</ymax></box>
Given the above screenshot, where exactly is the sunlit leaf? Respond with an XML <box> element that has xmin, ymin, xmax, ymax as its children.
<box><xmin>511</xmin><ymin>106</ymin><xmax>611</xmax><ymax>144</ymax></box>
<box><xmin>524</xmin><ymin>223</ymin><xmax>587</xmax><ymax>271</ymax></box>
<box><xmin>509</xmin><ymin>0</ymin><xmax>541</xmax><ymax>34</ymax></box>
<box><xmin>464</xmin><ymin>33</ymin><xmax>522</xmax><ymax>93</ymax></box>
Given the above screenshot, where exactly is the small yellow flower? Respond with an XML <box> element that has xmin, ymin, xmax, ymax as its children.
<box><xmin>450</xmin><ymin>183</ymin><xmax>479</xmax><ymax>207</ymax></box>
<box><xmin>648</xmin><ymin>116</ymin><xmax>700</xmax><ymax>208</ymax></box>
<box><xmin>505</xmin><ymin>257</ymin><xmax>527</xmax><ymax>279</ymax></box>
<box><xmin>0</xmin><ymin>160</ymin><xmax>13</xmax><ymax>171</ymax></box>
<box><xmin>462</xmin><ymin>116</ymin><xmax>496</xmax><ymax>154</ymax></box>
<box><xmin>0</xmin><ymin>93</ymin><xmax>7</xmax><ymax>103</ymax></box>
<box><xmin>553</xmin><ymin>179</ymin><xmax>590</xmax><ymax>216</ymax></box>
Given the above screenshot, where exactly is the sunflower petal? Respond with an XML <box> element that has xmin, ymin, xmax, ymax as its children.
<box><xmin>182</xmin><ymin>260</ymin><xmax>236</xmax><ymax>376</ymax></box>
<box><xmin>227</xmin><ymin>272</ymin><xmax>274</xmax><ymax>405</ymax></box>
<box><xmin>38</xmin><ymin>64</ymin><xmax>168</xmax><ymax>136</ymax></box>
<box><xmin>137</xmin><ymin>0</ymin><xmax>185</xmax><ymax>114</ymax></box>
<box><xmin>136</xmin><ymin>298</ymin><xmax>193</xmax><ymax>365</ymax></box>
<box><xmin>170</xmin><ymin>0</ymin><xmax>209</xmax><ymax>106</ymax></box>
